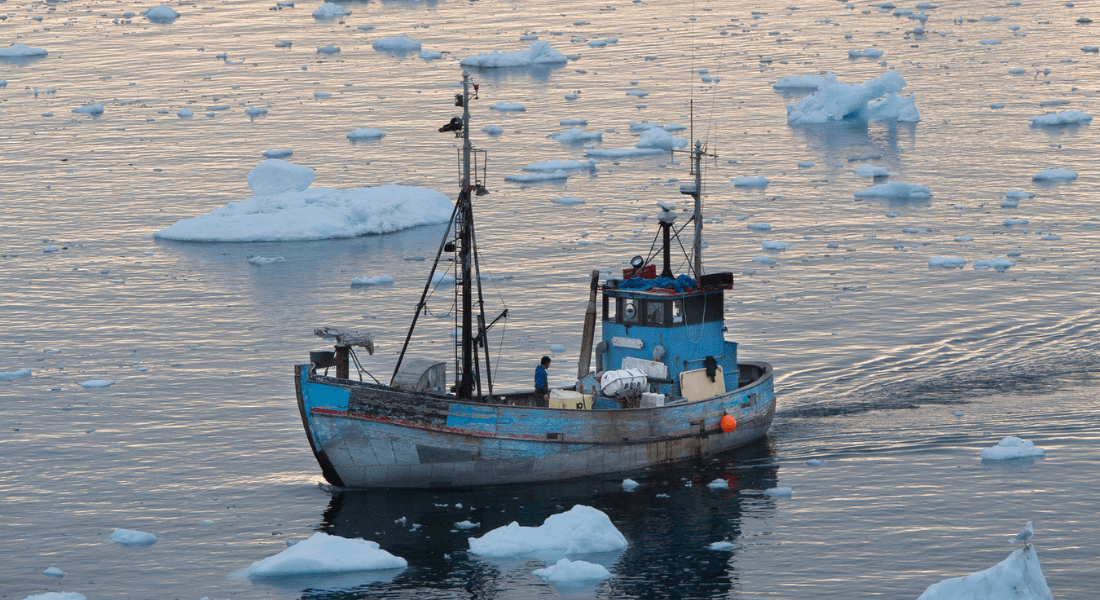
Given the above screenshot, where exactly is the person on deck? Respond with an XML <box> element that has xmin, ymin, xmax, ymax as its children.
<box><xmin>535</xmin><ymin>356</ymin><xmax>551</xmax><ymax>406</ymax></box>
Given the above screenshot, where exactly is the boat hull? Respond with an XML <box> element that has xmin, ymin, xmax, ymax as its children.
<box><xmin>296</xmin><ymin>362</ymin><xmax>775</xmax><ymax>488</ymax></box>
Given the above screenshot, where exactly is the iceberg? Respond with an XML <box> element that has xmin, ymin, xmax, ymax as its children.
<box><xmin>787</xmin><ymin>71</ymin><xmax>917</xmax><ymax>124</ymax></box>
<box><xmin>460</xmin><ymin>42</ymin><xmax>567</xmax><ymax>68</ymax></box>
<box><xmin>0</xmin><ymin>43</ymin><xmax>48</xmax><ymax>57</ymax></box>
<box><xmin>244</xmin><ymin>532</ymin><xmax>406</xmax><ymax>578</ymax></box>
<box><xmin>917</xmin><ymin>545</ymin><xmax>1052</xmax><ymax>600</ymax></box>
<box><xmin>532</xmin><ymin>558</ymin><xmax>612</xmax><ymax>584</ymax></box>
<box><xmin>980</xmin><ymin>436</ymin><xmax>1044</xmax><ymax>460</ymax></box>
<box><xmin>1029</xmin><ymin>110</ymin><xmax>1092</xmax><ymax>126</ymax></box>
<box><xmin>635</xmin><ymin>129</ymin><xmax>687</xmax><ymax>150</ymax></box>
<box><xmin>467</xmin><ymin>505</ymin><xmax>627</xmax><ymax>557</ymax></box>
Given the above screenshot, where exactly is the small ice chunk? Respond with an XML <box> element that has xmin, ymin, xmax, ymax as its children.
<box><xmin>732</xmin><ymin>176</ymin><xmax>770</xmax><ymax>187</ymax></box>
<box><xmin>419</xmin><ymin>50</ymin><xmax>442</xmax><ymax>60</ymax></box>
<box><xmin>43</xmin><ymin>566</ymin><xmax>66</xmax><ymax>577</ymax></box>
<box><xmin>707</xmin><ymin>478</ymin><xmax>729</xmax><ymax>489</ymax></box>
<box><xmin>762</xmin><ymin>241</ymin><xmax>791</xmax><ymax>250</ymax></box>
<box><xmin>317</xmin><ymin>44</ymin><xmax>340</xmax><ymax>54</ymax></box>
<box><xmin>263</xmin><ymin>149</ymin><xmax>293</xmax><ymax>158</ymax></box>
<box><xmin>524</xmin><ymin>159</ymin><xmax>597</xmax><ymax>172</ymax></box>
<box><xmin>853</xmin><ymin>165</ymin><xmax>890</xmax><ymax>177</ymax></box>
<box><xmin>177</xmin><ymin>109</ymin><xmax>194</xmax><ymax>118</ymax></box>
<box><xmin>848</xmin><ymin>48</ymin><xmax>884</xmax><ymax>58</ymax></box>
<box><xmin>974</xmin><ymin>257</ymin><xmax>1016</xmax><ymax>271</ymax></box>
<box><xmin>143</xmin><ymin>5</ymin><xmax>180</xmax><ymax>21</ymax></box>
<box><xmin>248</xmin><ymin>256</ymin><xmax>284</xmax><ymax>265</ymax></box>
<box><xmin>555</xmin><ymin>129</ymin><xmax>603</xmax><ymax>143</ymax></box>
<box><xmin>432</xmin><ymin>273</ymin><xmax>456</xmax><ymax>285</ymax></box>
<box><xmin>532</xmin><ymin>558</ymin><xmax>612</xmax><ymax>584</ymax></box>
<box><xmin>991</xmin><ymin>103</ymin><xmax>1005</xmax><ymax>109</ymax></box>
<box><xmin>979</xmin><ymin>436</ymin><xmax>1045</xmax><ymax>460</ymax></box>
<box><xmin>626</xmin><ymin>89</ymin><xmax>649</xmax><ymax>97</ymax></box>
<box><xmin>806</xmin><ymin>459</ymin><xmax>824</xmax><ymax>466</ymax></box>
<box><xmin>1009</xmin><ymin>68</ymin><xmax>1027</xmax><ymax>74</ymax></box>
<box><xmin>43</xmin><ymin>246</ymin><xmax>59</xmax><ymax>253</ymax></box>
<box><xmin>454</xmin><ymin>520</ymin><xmax>480</xmax><ymax>530</ymax></box>
<box><xmin>955</xmin><ymin>237</ymin><xmax>974</xmax><ymax>242</ymax></box>
<box><xmin>350</xmin><ymin>275</ymin><xmax>394</xmax><ymax>285</ymax></box>
<box><xmin>752</xmin><ymin>255</ymin><xmax>776</xmax><ymax>264</ymax></box>
<box><xmin>347</xmin><ymin>128</ymin><xmax>386</xmax><ymax>140</ymax></box>
<box><xmin>395</xmin><ymin>516</ymin><xmax>406</xmax><ymax>525</ymax></box>
<box><xmin>490</xmin><ymin>102</ymin><xmax>526</xmax><ymax>112</ymax></box>
<box><xmin>373</xmin><ymin>35</ymin><xmax>421</xmax><ymax>52</ymax></box>
<box><xmin>482</xmin><ymin>125</ymin><xmax>504</xmax><ymax>135</ymax></box>
<box><xmin>928</xmin><ymin>257</ymin><xmax>966</xmax><ymax>269</ymax></box>
<box><xmin>108</xmin><ymin>528</ymin><xmax>158</xmax><ymax>546</ymax></box>
<box><xmin>245</xmin><ymin>107</ymin><xmax>268</xmax><ymax>116</ymax></box>
<box><xmin>1029</xmin><ymin>110</ymin><xmax>1092</xmax><ymax>126</ymax></box>
<box><xmin>79</xmin><ymin>380</ymin><xmax>115</xmax><ymax>388</ymax></box>
<box><xmin>0</xmin><ymin>43</ymin><xmax>49</xmax><ymax>57</ymax></box>
<box><xmin>855</xmin><ymin>182</ymin><xmax>931</xmax><ymax>198</ymax></box>
<box><xmin>312</xmin><ymin>2</ymin><xmax>350</xmax><ymax>19</ymax></box>
<box><xmin>708</xmin><ymin>541</ymin><xmax>740</xmax><ymax>550</ymax></box>
<box><xmin>0</xmin><ymin>368</ymin><xmax>31</xmax><ymax>380</ymax></box>
<box><xmin>21</xmin><ymin>594</ymin><xmax>85</xmax><ymax>600</ymax></box>
<box><xmin>585</xmin><ymin>148</ymin><xmax>664</xmax><ymax>158</ymax></box>
<box><xmin>243</xmin><ymin>532</ymin><xmax>406</xmax><ymax>578</ymax></box>
<box><xmin>979</xmin><ymin>39</ymin><xmax>1002</xmax><ymax>45</ymax></box>
<box><xmin>764</xmin><ymin>487</ymin><xmax>792</xmax><ymax>498</ymax></box>
<box><xmin>560</xmin><ymin>119</ymin><xmax>588</xmax><ymax>126</ymax></box>
<box><xmin>621</xmin><ymin>478</ymin><xmax>640</xmax><ymax>489</ymax></box>
<box><xmin>246</xmin><ymin>159</ymin><xmax>314</xmax><ymax>195</ymax></box>
<box><xmin>1083</xmin><ymin>46</ymin><xmax>1099</xmax><ymax>53</ymax></box>
<box><xmin>1006</xmin><ymin>189</ymin><xmax>1035</xmax><ymax>199</ymax></box>
<box><xmin>467</xmin><ymin>505</ymin><xmax>627</xmax><ymax>557</ymax></box>
<box><xmin>635</xmin><ymin>129</ymin><xmax>687</xmax><ymax>150</ymax></box>
<box><xmin>1032</xmin><ymin>169</ymin><xmax>1077</xmax><ymax>181</ymax></box>
<box><xmin>798</xmin><ymin>161</ymin><xmax>814</xmax><ymax>168</ymax></box>
<box><xmin>747</xmin><ymin>223</ymin><xmax>772</xmax><ymax>231</ymax></box>
<box><xmin>1004</xmin><ymin>218</ymin><xmax>1029</xmax><ymax>225</ymax></box>
<box><xmin>551</xmin><ymin>196</ymin><xmax>585</xmax><ymax>205</ymax></box>
<box><xmin>460</xmin><ymin>41</ymin><xmax>568</xmax><ymax>68</ymax></box>
<box><xmin>72</xmin><ymin>104</ymin><xmax>105</xmax><ymax>115</ymax></box>
<box><xmin>503</xmin><ymin>170</ymin><xmax>569</xmax><ymax>183</ymax></box>
<box><xmin>774</xmin><ymin>75</ymin><xmax>823</xmax><ymax>89</ymax></box>
<box><xmin>549</xmin><ymin>344</ymin><xmax>567</xmax><ymax>352</ymax></box>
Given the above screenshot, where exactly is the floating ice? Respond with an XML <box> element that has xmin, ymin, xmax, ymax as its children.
<box><xmin>245</xmin><ymin>107</ymin><xmax>267</xmax><ymax>116</ymax></box>
<box><xmin>72</xmin><ymin>104</ymin><xmax>104</xmax><ymax>115</ymax></box>
<box><xmin>351</xmin><ymin>275</ymin><xmax>393</xmax><ymax>285</ymax></box>
<box><xmin>979</xmin><ymin>39</ymin><xmax>1002</xmax><ymax>45</ymax></box>
<box><xmin>787</xmin><ymin>71</ymin><xmax>916</xmax><ymax>124</ymax></box>
<box><xmin>853</xmin><ymin>165</ymin><xmax>890</xmax><ymax>177</ymax></box>
<box><xmin>43</xmin><ymin>246</ymin><xmax>59</xmax><ymax>253</ymax></box>
<box><xmin>467</xmin><ymin>505</ymin><xmax>627</xmax><ymax>557</ymax></box>
<box><xmin>864</xmin><ymin>93</ymin><xmax>920</xmax><ymax>122</ymax></box>
<box><xmin>560</xmin><ymin>119</ymin><xmax>588</xmax><ymax>126</ymax></box>
<box><xmin>454</xmin><ymin>521</ymin><xmax>480</xmax><ymax>530</ymax></box>
<box><xmin>1009</xmin><ymin>68</ymin><xmax>1027</xmax><ymax>74</ymax></box>
<box><xmin>1006</xmin><ymin>189</ymin><xmax>1034</xmax><ymax>199</ymax></box>
<box><xmin>432</xmin><ymin>273</ymin><xmax>456</xmax><ymax>285</ymax></box>
<box><xmin>762</xmin><ymin>241</ymin><xmax>791</xmax><ymax>250</ymax></box>
<box><xmin>21</xmin><ymin>594</ymin><xmax>85</xmax><ymax>600</ymax></box>
<box><xmin>1004</xmin><ymin>218</ymin><xmax>1028</xmax><ymax>225</ymax></box>
<box><xmin>524</xmin><ymin>159</ymin><xmax>597</xmax><ymax>172</ymax></box>
<box><xmin>43</xmin><ymin>567</ymin><xmax>65</xmax><ymax>577</ymax></box>
<box><xmin>263</xmin><ymin>149</ymin><xmax>293</xmax><ymax>158</ymax></box>
<box><xmin>532</xmin><ymin>558</ymin><xmax>612</xmax><ymax>584</ymax></box>
<box><xmin>588</xmin><ymin>38</ymin><xmax>618</xmax><ymax>48</ymax></box>
<box><xmin>0</xmin><ymin>43</ymin><xmax>48</xmax><ymax>57</ymax></box>
<box><xmin>178</xmin><ymin>109</ymin><xmax>194</xmax><ymax>118</ymax></box>
<box><xmin>980</xmin><ymin>436</ymin><xmax>1044</xmax><ymax>460</ymax></box>
<box><xmin>752</xmin><ymin>255</ymin><xmax>776</xmax><ymax>264</ymax></box>
<box><xmin>155</xmin><ymin>160</ymin><xmax>452</xmax><ymax>242</ymax></box>
<box><xmin>855</xmin><ymin>182</ymin><xmax>930</xmax><ymax>198</ymax></box>
<box><xmin>419</xmin><ymin>50</ymin><xmax>442</xmax><ymax>60</ymax></box>
<box><xmin>347</xmin><ymin>128</ymin><xmax>386</xmax><ymax>140</ymax></box>
<box><xmin>621</xmin><ymin>478</ymin><xmax>640</xmax><ymax>489</ymax></box>
<box><xmin>955</xmin><ymin>237</ymin><xmax>974</xmax><ymax>242</ymax></box>
<box><xmin>664</xmin><ymin>123</ymin><xmax>687</xmax><ymax>131</ymax></box>
<box><xmin>108</xmin><ymin>528</ymin><xmax>157</xmax><ymax>546</ymax></box>
<box><xmin>626</xmin><ymin>90</ymin><xmax>649</xmax><ymax>97</ymax></box>
<box><xmin>732</xmin><ymin>176</ymin><xmax>770</xmax><ymax>187</ymax></box>
<box><xmin>248</xmin><ymin>256</ymin><xmax>284</xmax><ymax>265</ymax></box>
<box><xmin>585</xmin><ymin>148</ymin><xmax>664</xmax><ymax>158</ymax></box>
<box><xmin>1032</xmin><ymin>169</ymin><xmax>1077</xmax><ymax>181</ymax></box>
<box><xmin>764</xmin><ymin>487</ymin><xmax>792</xmax><ymax>498</ymax></box>
<box><xmin>555</xmin><ymin>129</ymin><xmax>603</xmax><ymax>143</ymax></box>
<box><xmin>707</xmin><ymin>478</ymin><xmax>729</xmax><ymax>489</ymax></box>
<box><xmin>549</xmin><ymin>344</ymin><xmax>567</xmax><ymax>352</ymax></box>
<box><xmin>806</xmin><ymin>459</ymin><xmax>825</xmax><ymax>466</ymax></box>
<box><xmin>373</xmin><ymin>35</ymin><xmax>421</xmax><ymax>52</ymax></box>
<box><xmin>143</xmin><ymin>5</ymin><xmax>179</xmax><ymax>22</ymax></box>
<box><xmin>80</xmin><ymin>380</ymin><xmax>115</xmax><ymax>388</ymax></box>
<box><xmin>747</xmin><ymin>223</ymin><xmax>772</xmax><ymax>231</ymax></box>
<box><xmin>708</xmin><ymin>541</ymin><xmax>739</xmax><ymax>550</ymax></box>
<box><xmin>504</xmin><ymin>170</ymin><xmax>569</xmax><ymax>183</ymax></box>
<box><xmin>317</xmin><ymin>44</ymin><xmax>340</xmax><ymax>54</ymax></box>
<box><xmin>0</xmin><ymin>368</ymin><xmax>31</xmax><ymax>380</ymax></box>
<box><xmin>629</xmin><ymin>122</ymin><xmax>663</xmax><ymax>131</ymax></box>
<box><xmin>551</xmin><ymin>197</ymin><xmax>585</xmax><ymax>205</ymax></box>
<box><xmin>482</xmin><ymin>125</ymin><xmax>503</xmax><ymax>135</ymax></box>
<box><xmin>848</xmin><ymin>48</ymin><xmax>884</xmax><ymax>58</ymax></box>
<box><xmin>459</xmin><ymin>41</ymin><xmax>567</xmax><ymax>68</ymax></box>
<box><xmin>916</xmin><ymin>545</ymin><xmax>1052</xmax><ymax>600</ymax></box>
<box><xmin>312</xmin><ymin>2</ymin><xmax>350</xmax><ymax>18</ymax></box>
<box><xmin>928</xmin><ymin>257</ymin><xmax>966</xmax><ymax>268</ymax></box>
<box><xmin>974</xmin><ymin>258</ymin><xmax>1016</xmax><ymax>271</ymax></box>
<box><xmin>1029</xmin><ymin>110</ymin><xmax>1091</xmax><ymax>126</ymax></box>
<box><xmin>1083</xmin><ymin>46</ymin><xmax>1099</xmax><ymax>53</ymax></box>
<box><xmin>490</xmin><ymin>102</ymin><xmax>526</xmax><ymax>111</ymax></box>
<box><xmin>244</xmin><ymin>532</ymin><xmax>406</xmax><ymax>578</ymax></box>
<box><xmin>635</xmin><ymin>129</ymin><xmax>687</xmax><ymax>150</ymax></box>
<box><xmin>798</xmin><ymin>161</ymin><xmax>814</xmax><ymax>168</ymax></box>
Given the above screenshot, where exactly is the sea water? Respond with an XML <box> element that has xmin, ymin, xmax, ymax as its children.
<box><xmin>2</xmin><ymin>0</ymin><xmax>1098</xmax><ymax>597</ymax></box>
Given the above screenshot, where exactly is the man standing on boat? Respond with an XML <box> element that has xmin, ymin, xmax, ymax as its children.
<box><xmin>535</xmin><ymin>356</ymin><xmax>551</xmax><ymax>406</ymax></box>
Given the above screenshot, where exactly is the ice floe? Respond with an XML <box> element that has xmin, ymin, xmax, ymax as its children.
<box><xmin>467</xmin><ymin>505</ymin><xmax>627</xmax><ymax>557</ymax></box>
<box><xmin>747</xmin><ymin>223</ymin><xmax>772</xmax><ymax>231</ymax></box>
<box><xmin>532</xmin><ymin>558</ymin><xmax>612</xmax><ymax>584</ymax></box>
<box><xmin>764</xmin><ymin>487</ymin><xmax>792</xmax><ymax>498</ymax></box>
<box><xmin>585</xmin><ymin>148</ymin><xmax>663</xmax><ymax>158</ymax></box>
<box><xmin>21</xmin><ymin>594</ymin><xmax>86</xmax><ymax>600</ymax></box>
<box><xmin>551</xmin><ymin>196</ymin><xmax>585</xmax><ymax>205</ymax></box>
<box><xmin>245</xmin><ymin>107</ymin><xmax>267</xmax><ymax>116</ymax></box>
<box><xmin>916</xmin><ymin>544</ymin><xmax>1051</xmax><ymax>600</ymax></box>
<box><xmin>178</xmin><ymin>109</ymin><xmax>194</xmax><ymax>118</ymax></box>
<box><xmin>248</xmin><ymin>256</ymin><xmax>284</xmax><ymax>265</ymax></box>
<box><xmin>454</xmin><ymin>521</ymin><xmax>480</xmax><ymax>530</ymax></box>
<box><xmin>752</xmin><ymin>255</ymin><xmax>776</xmax><ymax>264</ymax></box>
<box><xmin>0</xmin><ymin>368</ymin><xmax>31</xmax><ymax>380</ymax></box>
<box><xmin>419</xmin><ymin>50</ymin><xmax>442</xmax><ymax>60</ymax></box>
<box><xmin>490</xmin><ymin>102</ymin><xmax>526</xmax><ymax>111</ymax></box>
<box><xmin>635</xmin><ymin>129</ymin><xmax>686</xmax><ymax>151</ymax></box>
<box><xmin>974</xmin><ymin>257</ymin><xmax>1016</xmax><ymax>271</ymax></box>
<box><xmin>929</xmin><ymin>257</ymin><xmax>966</xmax><ymax>268</ymax></box>
<box><xmin>709</xmin><ymin>541</ymin><xmax>739</xmax><ymax>550</ymax></box>
<box><xmin>555</xmin><ymin>129</ymin><xmax>603</xmax><ymax>143</ymax></box>
<box><xmin>43</xmin><ymin>567</ymin><xmax>65</xmax><ymax>577</ymax></box>
<box><xmin>621</xmin><ymin>478</ymin><xmax>640</xmax><ymax>489</ymax></box>
<box><xmin>155</xmin><ymin>160</ymin><xmax>452</xmax><ymax>242</ymax></box>
<box><xmin>347</xmin><ymin>128</ymin><xmax>386</xmax><ymax>140</ymax></box>
<box><xmin>482</xmin><ymin>125</ymin><xmax>503</xmax><ymax>135</ymax></box>
<box><xmin>72</xmin><ymin>104</ymin><xmax>104</xmax><ymax>115</ymax></box>
<box><xmin>732</xmin><ymin>176</ymin><xmax>770</xmax><ymax>187</ymax></box>
<box><xmin>351</xmin><ymin>275</ymin><xmax>393</xmax><ymax>285</ymax></box>
<box><xmin>762</xmin><ymin>241</ymin><xmax>791</xmax><ymax>250</ymax></box>
<box><xmin>80</xmin><ymin>380</ymin><xmax>114</xmax><ymax>388</ymax></box>
<box><xmin>263</xmin><ymin>149</ymin><xmax>293</xmax><ymax>158</ymax></box>
<box><xmin>0</xmin><ymin>43</ymin><xmax>48</xmax><ymax>57</ymax></box>
<box><xmin>312</xmin><ymin>2</ymin><xmax>350</xmax><ymax>18</ymax></box>
<box><xmin>707</xmin><ymin>478</ymin><xmax>729</xmax><ymax>489</ymax></box>
<box><xmin>1029</xmin><ymin>110</ymin><xmax>1092</xmax><ymax>125</ymax></box>
<box><xmin>848</xmin><ymin>48</ymin><xmax>884</xmax><ymax>58</ymax></box>
<box><xmin>524</xmin><ymin>159</ymin><xmax>597</xmax><ymax>172</ymax></box>
<box><xmin>981</xmin><ymin>436</ymin><xmax>1044</xmax><ymax>460</ymax></box>
<box><xmin>243</xmin><ymin>532</ymin><xmax>406</xmax><ymax>578</ymax></box>
<box><xmin>316</xmin><ymin>44</ymin><xmax>340</xmax><ymax>54</ymax></box>
<box><xmin>853</xmin><ymin>165</ymin><xmax>890</xmax><ymax>177</ymax></box>
<box><xmin>855</xmin><ymin>182</ymin><xmax>930</xmax><ymax>198</ymax></box>
<box><xmin>373</xmin><ymin>35</ymin><xmax>421</xmax><ymax>52</ymax></box>
<box><xmin>549</xmin><ymin>344</ymin><xmax>567</xmax><ymax>352</ymax></box>
<box><xmin>1004</xmin><ymin>218</ymin><xmax>1028</xmax><ymax>226</ymax></box>
<box><xmin>108</xmin><ymin>528</ymin><xmax>157</xmax><ymax>546</ymax></box>
<box><xmin>504</xmin><ymin>170</ymin><xmax>569</xmax><ymax>183</ymax></box>
<box><xmin>143</xmin><ymin>5</ymin><xmax>179</xmax><ymax>22</ymax></box>
<box><xmin>1032</xmin><ymin>169</ymin><xmax>1077</xmax><ymax>181</ymax></box>
<box><xmin>787</xmin><ymin>71</ymin><xmax>917</xmax><ymax>124</ymax></box>
<box><xmin>459</xmin><ymin>42</ymin><xmax>567</xmax><ymax>68</ymax></box>
<box><xmin>1006</xmin><ymin>189</ymin><xmax>1034</xmax><ymax>199</ymax></box>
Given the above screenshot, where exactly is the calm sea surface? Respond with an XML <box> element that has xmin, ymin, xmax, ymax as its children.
<box><xmin>2</xmin><ymin>0</ymin><xmax>1098</xmax><ymax>597</ymax></box>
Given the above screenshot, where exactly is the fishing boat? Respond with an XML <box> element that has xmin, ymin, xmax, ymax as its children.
<box><xmin>295</xmin><ymin>73</ymin><xmax>776</xmax><ymax>488</ymax></box>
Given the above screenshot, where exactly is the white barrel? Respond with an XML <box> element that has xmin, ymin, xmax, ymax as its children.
<box><xmin>600</xmin><ymin>368</ymin><xmax>648</xmax><ymax>397</ymax></box>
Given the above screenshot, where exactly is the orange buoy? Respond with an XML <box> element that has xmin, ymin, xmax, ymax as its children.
<box><xmin>720</xmin><ymin>414</ymin><xmax>737</xmax><ymax>433</ymax></box>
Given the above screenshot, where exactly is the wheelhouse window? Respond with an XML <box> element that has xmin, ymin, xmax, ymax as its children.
<box><xmin>621</xmin><ymin>297</ymin><xmax>639</xmax><ymax>324</ymax></box>
<box><xmin>645</xmin><ymin>300</ymin><xmax>666</xmax><ymax>326</ymax></box>
<box><xmin>603</xmin><ymin>294</ymin><xmax>618</xmax><ymax>323</ymax></box>
<box><xmin>684</xmin><ymin>292</ymin><xmax>724</xmax><ymax>323</ymax></box>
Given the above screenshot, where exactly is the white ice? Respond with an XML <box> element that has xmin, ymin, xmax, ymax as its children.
<box><xmin>1006</xmin><ymin>189</ymin><xmax>1034</xmax><ymax>199</ymax></box>
<box><xmin>466</xmin><ymin>505</ymin><xmax>627</xmax><ymax>557</ymax></box>
<box><xmin>524</xmin><ymin>159</ymin><xmax>597</xmax><ymax>172</ymax></box>
<box><xmin>555</xmin><ymin>129</ymin><xmax>603</xmax><ymax>143</ymax></box>
<box><xmin>629</xmin><ymin>122</ymin><xmax>662</xmax><ymax>131</ymax></box>
<box><xmin>549</xmin><ymin>344</ymin><xmax>567</xmax><ymax>352</ymax></box>
<box><xmin>752</xmin><ymin>255</ymin><xmax>776</xmax><ymax>264</ymax></box>
<box><xmin>79</xmin><ymin>380</ymin><xmax>114</xmax><ymax>388</ymax></box>
<box><xmin>245</xmin><ymin>107</ymin><xmax>267</xmax><ymax>116</ymax></box>
<box><xmin>1004</xmin><ymin>218</ymin><xmax>1029</xmax><ymax>226</ymax></box>
<box><xmin>454</xmin><ymin>521</ymin><xmax>480</xmax><ymax>529</ymax></box>
<box><xmin>787</xmin><ymin>71</ymin><xmax>916</xmax><ymax>124</ymax></box>
<box><xmin>974</xmin><ymin>257</ymin><xmax>1016</xmax><ymax>271</ymax></box>
<box><xmin>244</xmin><ymin>532</ymin><xmax>406</xmax><ymax>578</ymax></box>
<box><xmin>1</xmin><ymin>368</ymin><xmax>32</xmax><ymax>380</ymax></box>
<box><xmin>263</xmin><ymin>149</ymin><xmax>293</xmax><ymax>158</ymax></box>
<box><xmin>248</xmin><ymin>256</ymin><xmax>284</xmax><ymax>265</ymax></box>
<box><xmin>1032</xmin><ymin>169</ymin><xmax>1077</xmax><ymax>181</ymax></box>
<box><xmin>155</xmin><ymin>160</ymin><xmax>452</xmax><ymax>242</ymax></box>
<box><xmin>551</xmin><ymin>197</ymin><xmax>585</xmax><ymax>205</ymax></box>
<box><xmin>72</xmin><ymin>104</ymin><xmax>104</xmax><ymax>115</ymax></box>
<box><xmin>347</xmin><ymin>128</ymin><xmax>386</xmax><ymax>140</ymax></box>
<box><xmin>178</xmin><ymin>109</ymin><xmax>194</xmax><ymax>118</ymax></box>
<box><xmin>21</xmin><ymin>594</ymin><xmax>86</xmax><ymax>600</ymax></box>
<box><xmin>419</xmin><ymin>50</ymin><xmax>442</xmax><ymax>60</ymax></box>
<box><xmin>626</xmin><ymin>90</ymin><xmax>649</xmax><ymax>97</ymax></box>
<box><xmin>635</xmin><ymin>129</ymin><xmax>686</xmax><ymax>151</ymax></box>
<box><xmin>747</xmin><ymin>223</ymin><xmax>772</xmax><ymax>231</ymax></box>
<box><xmin>316</xmin><ymin>44</ymin><xmax>340</xmax><ymax>55</ymax></box>
<box><xmin>1029</xmin><ymin>110</ymin><xmax>1092</xmax><ymax>126</ymax></box>
<box><xmin>855</xmin><ymin>182</ymin><xmax>930</xmax><ymax>198</ymax></box>
<box><xmin>0</xmin><ymin>43</ymin><xmax>48</xmax><ymax>57</ymax></box>
<box><xmin>108</xmin><ymin>528</ymin><xmax>158</xmax><ymax>546</ymax></box>
<box><xmin>708</xmin><ymin>541</ymin><xmax>739</xmax><ymax>550</ymax></box>
<box><xmin>42</xmin><ymin>567</ymin><xmax>65</xmax><ymax>577</ymax></box>
<box><xmin>707</xmin><ymin>478</ymin><xmax>729</xmax><ymax>489</ymax></box>
<box><xmin>732</xmin><ymin>176</ymin><xmax>770</xmax><ymax>187</ymax></box>
<box><xmin>144</xmin><ymin>5</ymin><xmax>179</xmax><ymax>21</ymax></box>
<box><xmin>490</xmin><ymin>102</ymin><xmax>526</xmax><ymax>111</ymax></box>
<box><xmin>762</xmin><ymin>241</ymin><xmax>791</xmax><ymax>251</ymax></box>
<box><xmin>560</xmin><ymin>119</ymin><xmax>587</xmax><ymax>126</ymax></box>
<box><xmin>854</xmin><ymin>165</ymin><xmax>890</xmax><ymax>177</ymax></box>
<box><xmin>773</xmin><ymin>75</ymin><xmax>823</xmax><ymax>90</ymax></box>
<box><xmin>864</xmin><ymin>93</ymin><xmax>920</xmax><ymax>122</ymax></box>
<box><xmin>482</xmin><ymin>125</ymin><xmax>504</xmax><ymax>135</ymax></box>
<box><xmin>928</xmin><ymin>257</ymin><xmax>966</xmax><ymax>268</ymax></box>
<box><xmin>312</xmin><ymin>2</ymin><xmax>350</xmax><ymax>18</ymax></box>
<box><xmin>432</xmin><ymin>273</ymin><xmax>456</xmax><ymax>285</ymax></box>
<box><xmin>980</xmin><ymin>436</ymin><xmax>1045</xmax><ymax>460</ymax></box>
<box><xmin>532</xmin><ymin>558</ymin><xmax>612</xmax><ymax>584</ymax></box>
<box><xmin>848</xmin><ymin>48</ymin><xmax>884</xmax><ymax>58</ymax></box>
<box><xmin>504</xmin><ymin>170</ymin><xmax>569</xmax><ymax>183</ymax></box>
<box><xmin>459</xmin><ymin>42</ymin><xmax>567</xmax><ymax>68</ymax></box>
<box><xmin>621</xmin><ymin>478</ymin><xmax>640</xmax><ymax>489</ymax></box>
<box><xmin>585</xmin><ymin>148</ymin><xmax>664</xmax><ymax>158</ymax></box>
<box><xmin>764</xmin><ymin>487</ymin><xmax>792</xmax><ymax>498</ymax></box>
<box><xmin>373</xmin><ymin>35</ymin><xmax>421</xmax><ymax>52</ymax></box>
<box><xmin>916</xmin><ymin>544</ymin><xmax>1052</xmax><ymax>600</ymax></box>
<box><xmin>351</xmin><ymin>275</ymin><xmax>393</xmax><ymax>285</ymax></box>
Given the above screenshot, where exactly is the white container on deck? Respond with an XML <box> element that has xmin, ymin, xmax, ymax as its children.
<box><xmin>641</xmin><ymin>392</ymin><xmax>665</xmax><ymax>408</ymax></box>
<box><xmin>600</xmin><ymin>367</ymin><xmax>648</xmax><ymax>397</ymax></box>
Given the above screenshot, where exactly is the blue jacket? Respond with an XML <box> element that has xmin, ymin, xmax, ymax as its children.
<box><xmin>535</xmin><ymin>365</ymin><xmax>548</xmax><ymax>390</ymax></box>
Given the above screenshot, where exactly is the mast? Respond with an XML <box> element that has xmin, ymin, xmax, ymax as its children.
<box><xmin>457</xmin><ymin>71</ymin><xmax>475</xmax><ymax>399</ymax></box>
<box><xmin>691</xmin><ymin>140</ymin><xmax>703</xmax><ymax>277</ymax></box>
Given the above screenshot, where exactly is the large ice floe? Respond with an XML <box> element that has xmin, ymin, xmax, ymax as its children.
<box><xmin>243</xmin><ymin>532</ymin><xmax>406</xmax><ymax>579</ymax></box>
<box><xmin>980</xmin><ymin>436</ymin><xmax>1045</xmax><ymax>460</ymax></box>
<box><xmin>916</xmin><ymin>544</ymin><xmax>1053</xmax><ymax>600</ymax></box>
<box><xmin>460</xmin><ymin>41</ymin><xmax>567</xmax><ymax>68</ymax></box>
<box><xmin>0</xmin><ymin>43</ymin><xmax>48</xmax><ymax>57</ymax></box>
<box><xmin>155</xmin><ymin>160</ymin><xmax>453</xmax><ymax>242</ymax></box>
<box><xmin>854</xmin><ymin>182</ymin><xmax>931</xmax><ymax>198</ymax></box>
<box><xmin>786</xmin><ymin>71</ymin><xmax>919</xmax><ymax>124</ymax></box>
<box><xmin>467</xmin><ymin>505</ymin><xmax>627</xmax><ymax>558</ymax></box>
<box><xmin>532</xmin><ymin>558</ymin><xmax>612</xmax><ymax>584</ymax></box>
<box><xmin>1029</xmin><ymin>110</ymin><xmax>1092</xmax><ymax>126</ymax></box>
